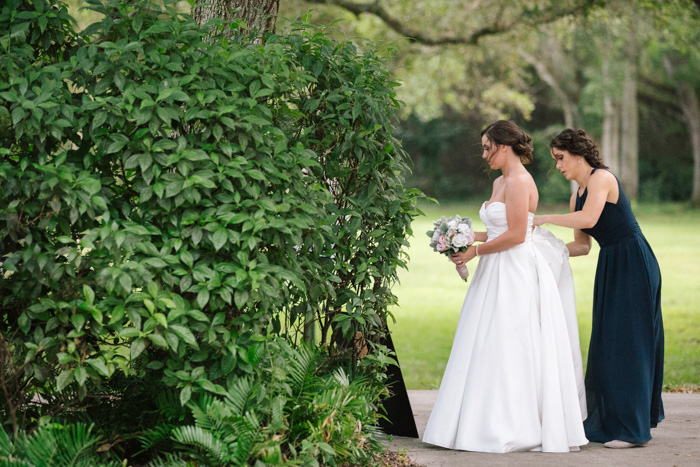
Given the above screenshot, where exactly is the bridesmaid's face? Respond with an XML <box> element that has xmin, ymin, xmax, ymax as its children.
<box><xmin>551</xmin><ymin>147</ymin><xmax>577</xmax><ymax>180</ymax></box>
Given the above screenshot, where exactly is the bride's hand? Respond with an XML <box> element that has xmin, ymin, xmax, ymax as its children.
<box><xmin>451</xmin><ymin>245</ymin><xmax>477</xmax><ymax>266</ymax></box>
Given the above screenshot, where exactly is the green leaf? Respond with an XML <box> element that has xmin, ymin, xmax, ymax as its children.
<box><xmin>156</xmin><ymin>106</ymin><xmax>180</xmax><ymax>125</ymax></box>
<box><xmin>246</xmin><ymin>169</ymin><xmax>266</xmax><ymax>181</ymax></box>
<box><xmin>221</xmin><ymin>353</ymin><xmax>236</xmax><ymax>375</ymax></box>
<box><xmin>86</xmin><ymin>359</ymin><xmax>110</xmax><ymax>377</ymax></box>
<box><xmin>198</xmin><ymin>379</ymin><xmax>218</xmax><ymax>393</ymax></box>
<box><xmin>74</xmin><ymin>366</ymin><xmax>88</xmax><ymax>386</ymax></box>
<box><xmin>148</xmin><ymin>333</ymin><xmax>168</xmax><ymax>348</ymax></box>
<box><xmin>153</xmin><ymin>313</ymin><xmax>168</xmax><ymax>328</ymax></box>
<box><xmin>119</xmin><ymin>273</ymin><xmax>133</xmax><ymax>292</ymax></box>
<box><xmin>56</xmin><ymin>369</ymin><xmax>75</xmax><ymax>391</ymax></box>
<box><xmin>12</xmin><ymin>107</ymin><xmax>26</xmax><ymax>125</ymax></box>
<box><xmin>170</xmin><ymin>325</ymin><xmax>199</xmax><ymax>349</ymax></box>
<box><xmin>145</xmin><ymin>258</ymin><xmax>168</xmax><ymax>268</ymax></box>
<box><xmin>83</xmin><ymin>284</ymin><xmax>95</xmax><ymax>304</ymax></box>
<box><xmin>71</xmin><ymin>314</ymin><xmax>86</xmax><ymax>332</ymax></box>
<box><xmin>180</xmin><ymin>386</ymin><xmax>192</xmax><ymax>406</ymax></box>
<box><xmin>243</xmin><ymin>115</ymin><xmax>271</xmax><ymax>126</ymax></box>
<box><xmin>187</xmin><ymin>309</ymin><xmax>209</xmax><ymax>322</ymax></box>
<box><xmin>234</xmin><ymin>290</ymin><xmax>249</xmax><ymax>309</ymax></box>
<box><xmin>130</xmin><ymin>338</ymin><xmax>147</xmax><ymax>360</ymax></box>
<box><xmin>119</xmin><ymin>327</ymin><xmax>140</xmax><ymax>338</ymax></box>
<box><xmin>164</xmin><ymin>330</ymin><xmax>179</xmax><ymax>352</ymax></box>
<box><xmin>211</xmin><ymin>228</ymin><xmax>227</xmax><ymax>251</ymax></box>
<box><xmin>106</xmin><ymin>138</ymin><xmax>128</xmax><ymax>154</ymax></box>
<box><xmin>180</xmin><ymin>249</ymin><xmax>194</xmax><ymax>268</ymax></box>
<box><xmin>18</xmin><ymin>312</ymin><xmax>30</xmax><ymax>334</ymax></box>
<box><xmin>109</xmin><ymin>305</ymin><xmax>126</xmax><ymax>325</ymax></box>
<box><xmin>80</xmin><ymin>178</ymin><xmax>101</xmax><ymax>195</ymax></box>
<box><xmin>196</xmin><ymin>289</ymin><xmax>209</xmax><ymax>309</ymax></box>
<box><xmin>38</xmin><ymin>15</ymin><xmax>48</xmax><ymax>32</ymax></box>
<box><xmin>147</xmin><ymin>281</ymin><xmax>159</xmax><ymax>298</ymax></box>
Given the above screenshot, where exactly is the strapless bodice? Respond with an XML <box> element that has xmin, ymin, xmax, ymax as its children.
<box><xmin>479</xmin><ymin>201</ymin><xmax>534</xmax><ymax>242</ymax></box>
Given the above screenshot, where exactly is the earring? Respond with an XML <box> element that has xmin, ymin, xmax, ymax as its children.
<box><xmin>578</xmin><ymin>159</ymin><xmax>581</xmax><ymax>164</ymax></box>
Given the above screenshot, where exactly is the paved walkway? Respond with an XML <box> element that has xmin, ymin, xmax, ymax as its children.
<box><xmin>383</xmin><ymin>390</ymin><xmax>700</xmax><ymax>466</ymax></box>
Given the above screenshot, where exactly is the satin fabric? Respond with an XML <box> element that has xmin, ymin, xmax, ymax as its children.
<box><xmin>422</xmin><ymin>202</ymin><xmax>588</xmax><ymax>453</ymax></box>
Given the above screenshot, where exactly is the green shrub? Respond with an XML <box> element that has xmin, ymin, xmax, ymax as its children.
<box><xmin>0</xmin><ymin>0</ymin><xmax>421</xmax><ymax>462</ymax></box>
<box><xmin>142</xmin><ymin>338</ymin><xmax>388</xmax><ymax>466</ymax></box>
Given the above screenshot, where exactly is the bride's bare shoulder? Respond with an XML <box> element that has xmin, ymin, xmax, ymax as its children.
<box><xmin>506</xmin><ymin>170</ymin><xmax>536</xmax><ymax>188</ymax></box>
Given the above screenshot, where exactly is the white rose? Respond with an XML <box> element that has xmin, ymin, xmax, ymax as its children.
<box><xmin>452</xmin><ymin>233</ymin><xmax>469</xmax><ymax>248</ymax></box>
<box><xmin>457</xmin><ymin>223</ymin><xmax>471</xmax><ymax>235</ymax></box>
<box><xmin>447</xmin><ymin>220</ymin><xmax>458</xmax><ymax>230</ymax></box>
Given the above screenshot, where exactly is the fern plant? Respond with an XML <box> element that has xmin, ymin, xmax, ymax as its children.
<box><xmin>161</xmin><ymin>338</ymin><xmax>387</xmax><ymax>466</ymax></box>
<box><xmin>0</xmin><ymin>420</ymin><xmax>122</xmax><ymax>467</ymax></box>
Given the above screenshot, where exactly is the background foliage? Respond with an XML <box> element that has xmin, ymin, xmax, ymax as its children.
<box><xmin>279</xmin><ymin>0</ymin><xmax>700</xmax><ymax>205</ymax></box>
<box><xmin>0</xmin><ymin>0</ymin><xmax>420</xmax><ymax>463</ymax></box>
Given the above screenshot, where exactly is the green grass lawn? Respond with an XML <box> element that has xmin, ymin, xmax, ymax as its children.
<box><xmin>389</xmin><ymin>200</ymin><xmax>700</xmax><ymax>391</ymax></box>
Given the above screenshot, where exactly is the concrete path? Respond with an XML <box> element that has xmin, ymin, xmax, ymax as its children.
<box><xmin>383</xmin><ymin>390</ymin><xmax>700</xmax><ymax>466</ymax></box>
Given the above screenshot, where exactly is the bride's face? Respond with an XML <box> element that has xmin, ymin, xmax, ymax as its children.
<box><xmin>481</xmin><ymin>135</ymin><xmax>501</xmax><ymax>169</ymax></box>
<box><xmin>551</xmin><ymin>147</ymin><xmax>578</xmax><ymax>180</ymax></box>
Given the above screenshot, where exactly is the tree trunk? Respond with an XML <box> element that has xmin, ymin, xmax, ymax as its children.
<box><xmin>664</xmin><ymin>56</ymin><xmax>700</xmax><ymax>207</ymax></box>
<box><xmin>619</xmin><ymin>41</ymin><xmax>639</xmax><ymax>200</ymax></box>
<box><xmin>601</xmin><ymin>55</ymin><xmax>621</xmax><ymax>175</ymax></box>
<box><xmin>193</xmin><ymin>0</ymin><xmax>279</xmax><ymax>39</ymax></box>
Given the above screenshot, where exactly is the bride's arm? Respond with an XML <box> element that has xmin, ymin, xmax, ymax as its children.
<box><xmin>450</xmin><ymin>176</ymin><xmax>530</xmax><ymax>265</ymax></box>
<box><xmin>476</xmin><ymin>176</ymin><xmax>530</xmax><ymax>254</ymax></box>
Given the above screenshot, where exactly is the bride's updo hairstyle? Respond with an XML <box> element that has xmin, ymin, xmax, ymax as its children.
<box><xmin>550</xmin><ymin>129</ymin><xmax>608</xmax><ymax>169</ymax></box>
<box><xmin>481</xmin><ymin>120</ymin><xmax>534</xmax><ymax>164</ymax></box>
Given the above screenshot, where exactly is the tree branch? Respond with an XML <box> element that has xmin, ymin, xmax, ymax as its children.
<box><xmin>307</xmin><ymin>0</ymin><xmax>603</xmax><ymax>46</ymax></box>
<box><xmin>518</xmin><ymin>49</ymin><xmax>579</xmax><ymax>127</ymax></box>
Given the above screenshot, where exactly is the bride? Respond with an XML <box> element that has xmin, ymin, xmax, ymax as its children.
<box><xmin>422</xmin><ymin>120</ymin><xmax>588</xmax><ymax>453</ymax></box>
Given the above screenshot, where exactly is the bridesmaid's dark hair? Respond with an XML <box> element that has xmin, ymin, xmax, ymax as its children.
<box><xmin>550</xmin><ymin>129</ymin><xmax>608</xmax><ymax>169</ymax></box>
<box><xmin>481</xmin><ymin>120</ymin><xmax>534</xmax><ymax>164</ymax></box>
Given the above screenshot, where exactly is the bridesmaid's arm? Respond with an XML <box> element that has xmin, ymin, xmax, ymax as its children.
<box><xmin>566</xmin><ymin>194</ymin><xmax>592</xmax><ymax>256</ymax></box>
<box><xmin>534</xmin><ymin>171</ymin><xmax>614</xmax><ymax>230</ymax></box>
<box><xmin>534</xmin><ymin>193</ymin><xmax>592</xmax><ymax>257</ymax></box>
<box><xmin>567</xmin><ymin>228</ymin><xmax>592</xmax><ymax>257</ymax></box>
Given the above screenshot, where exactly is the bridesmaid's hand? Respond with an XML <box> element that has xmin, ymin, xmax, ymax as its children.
<box><xmin>533</xmin><ymin>215</ymin><xmax>546</xmax><ymax>226</ymax></box>
<box><xmin>451</xmin><ymin>245</ymin><xmax>477</xmax><ymax>266</ymax></box>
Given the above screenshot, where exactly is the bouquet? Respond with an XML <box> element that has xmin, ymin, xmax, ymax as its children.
<box><xmin>427</xmin><ymin>215</ymin><xmax>475</xmax><ymax>281</ymax></box>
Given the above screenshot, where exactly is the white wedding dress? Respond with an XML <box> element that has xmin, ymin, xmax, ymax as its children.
<box><xmin>422</xmin><ymin>202</ymin><xmax>588</xmax><ymax>453</ymax></box>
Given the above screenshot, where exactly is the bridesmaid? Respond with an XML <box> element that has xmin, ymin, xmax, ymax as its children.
<box><xmin>534</xmin><ymin>129</ymin><xmax>664</xmax><ymax>448</ymax></box>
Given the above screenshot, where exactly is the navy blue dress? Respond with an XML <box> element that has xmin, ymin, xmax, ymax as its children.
<box><xmin>576</xmin><ymin>169</ymin><xmax>664</xmax><ymax>444</ymax></box>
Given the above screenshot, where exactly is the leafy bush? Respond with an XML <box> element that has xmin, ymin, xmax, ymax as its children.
<box><xmin>0</xmin><ymin>0</ymin><xmax>421</xmax><ymax>462</ymax></box>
